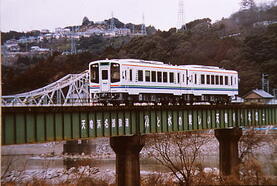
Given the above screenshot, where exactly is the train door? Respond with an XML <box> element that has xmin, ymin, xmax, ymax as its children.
<box><xmin>180</xmin><ymin>70</ymin><xmax>186</xmax><ymax>89</ymax></box>
<box><xmin>99</xmin><ymin>62</ymin><xmax>110</xmax><ymax>92</ymax></box>
<box><xmin>176</xmin><ymin>71</ymin><xmax>182</xmax><ymax>95</ymax></box>
<box><xmin>187</xmin><ymin>70</ymin><xmax>193</xmax><ymax>94</ymax></box>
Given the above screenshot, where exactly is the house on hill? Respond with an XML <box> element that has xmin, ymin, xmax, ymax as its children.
<box><xmin>243</xmin><ymin>89</ymin><xmax>274</xmax><ymax>104</ymax></box>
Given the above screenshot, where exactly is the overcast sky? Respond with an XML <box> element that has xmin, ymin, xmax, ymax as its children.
<box><xmin>0</xmin><ymin>0</ymin><xmax>272</xmax><ymax>32</ymax></box>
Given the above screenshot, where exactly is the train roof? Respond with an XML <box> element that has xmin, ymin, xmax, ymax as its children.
<box><xmin>89</xmin><ymin>59</ymin><xmax>237</xmax><ymax>73</ymax></box>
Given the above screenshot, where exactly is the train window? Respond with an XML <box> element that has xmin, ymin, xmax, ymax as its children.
<box><xmin>211</xmin><ymin>75</ymin><xmax>215</xmax><ymax>85</ymax></box>
<box><xmin>151</xmin><ymin>71</ymin><xmax>156</xmax><ymax>82</ymax></box>
<box><xmin>111</xmin><ymin>63</ymin><xmax>120</xmax><ymax>83</ymax></box>
<box><xmin>225</xmin><ymin>76</ymin><xmax>228</xmax><ymax>85</ymax></box>
<box><xmin>169</xmin><ymin>72</ymin><xmax>174</xmax><ymax>83</ymax></box>
<box><xmin>215</xmin><ymin>75</ymin><xmax>219</xmax><ymax>85</ymax></box>
<box><xmin>177</xmin><ymin>73</ymin><xmax>180</xmax><ymax>83</ymax></box>
<box><xmin>231</xmin><ymin>76</ymin><xmax>233</xmax><ymax>85</ymax></box>
<box><xmin>145</xmin><ymin>71</ymin><xmax>150</xmax><ymax>82</ymax></box>
<box><xmin>163</xmin><ymin>72</ymin><xmax>168</xmax><ymax>83</ymax></box>
<box><xmin>194</xmin><ymin>74</ymin><xmax>197</xmax><ymax>84</ymax></box>
<box><xmin>90</xmin><ymin>63</ymin><xmax>99</xmax><ymax>83</ymax></box>
<box><xmin>201</xmin><ymin>75</ymin><xmax>205</xmax><ymax>84</ymax></box>
<box><xmin>130</xmin><ymin>69</ymin><xmax>132</xmax><ymax>81</ymax></box>
<box><xmin>138</xmin><ymin>70</ymin><xmax>143</xmax><ymax>81</ymax></box>
<box><xmin>157</xmin><ymin>72</ymin><xmax>162</xmax><ymax>82</ymax></box>
<box><xmin>220</xmin><ymin>76</ymin><xmax>223</xmax><ymax>85</ymax></box>
<box><xmin>102</xmin><ymin>70</ymin><xmax>108</xmax><ymax>80</ymax></box>
<box><xmin>207</xmin><ymin>75</ymin><xmax>210</xmax><ymax>84</ymax></box>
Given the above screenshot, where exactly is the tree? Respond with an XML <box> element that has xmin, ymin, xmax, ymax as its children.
<box><xmin>186</xmin><ymin>18</ymin><xmax>211</xmax><ymax>30</ymax></box>
<box><xmin>239</xmin><ymin>127</ymin><xmax>273</xmax><ymax>162</ymax></box>
<box><xmin>234</xmin><ymin>128</ymin><xmax>275</xmax><ymax>185</ymax></box>
<box><xmin>82</xmin><ymin>16</ymin><xmax>90</xmax><ymax>26</ymax></box>
<box><xmin>146</xmin><ymin>132</ymin><xmax>211</xmax><ymax>186</ymax></box>
<box><xmin>240</xmin><ymin>0</ymin><xmax>257</xmax><ymax>10</ymax></box>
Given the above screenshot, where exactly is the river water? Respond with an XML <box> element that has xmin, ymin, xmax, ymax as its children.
<box><xmin>1</xmin><ymin>137</ymin><xmax>276</xmax><ymax>180</ymax></box>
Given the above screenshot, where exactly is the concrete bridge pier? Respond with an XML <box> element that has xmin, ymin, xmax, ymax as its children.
<box><xmin>215</xmin><ymin>127</ymin><xmax>242</xmax><ymax>176</ymax></box>
<box><xmin>110</xmin><ymin>135</ymin><xmax>145</xmax><ymax>186</ymax></box>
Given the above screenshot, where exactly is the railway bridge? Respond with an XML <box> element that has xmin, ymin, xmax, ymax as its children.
<box><xmin>2</xmin><ymin>71</ymin><xmax>277</xmax><ymax>186</ymax></box>
<box><xmin>2</xmin><ymin>104</ymin><xmax>277</xmax><ymax>185</ymax></box>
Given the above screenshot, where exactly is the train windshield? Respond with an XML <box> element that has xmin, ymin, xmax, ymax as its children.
<box><xmin>111</xmin><ymin>63</ymin><xmax>120</xmax><ymax>83</ymax></box>
<box><xmin>90</xmin><ymin>63</ymin><xmax>99</xmax><ymax>83</ymax></box>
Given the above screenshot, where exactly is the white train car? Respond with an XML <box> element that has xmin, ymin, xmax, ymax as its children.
<box><xmin>89</xmin><ymin>59</ymin><xmax>238</xmax><ymax>104</ymax></box>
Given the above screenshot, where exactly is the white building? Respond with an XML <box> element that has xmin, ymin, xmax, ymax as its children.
<box><xmin>5</xmin><ymin>43</ymin><xmax>20</xmax><ymax>52</ymax></box>
<box><xmin>104</xmin><ymin>28</ymin><xmax>131</xmax><ymax>37</ymax></box>
<box><xmin>31</xmin><ymin>46</ymin><xmax>50</xmax><ymax>52</ymax></box>
<box><xmin>115</xmin><ymin>28</ymin><xmax>131</xmax><ymax>36</ymax></box>
<box><xmin>41</xmin><ymin>29</ymin><xmax>50</xmax><ymax>34</ymax></box>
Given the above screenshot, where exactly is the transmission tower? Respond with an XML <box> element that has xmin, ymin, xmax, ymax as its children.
<box><xmin>262</xmin><ymin>73</ymin><xmax>269</xmax><ymax>93</ymax></box>
<box><xmin>177</xmin><ymin>0</ymin><xmax>186</xmax><ymax>30</ymax></box>
<box><xmin>71</xmin><ymin>26</ymin><xmax>77</xmax><ymax>54</ymax></box>
<box><xmin>141</xmin><ymin>14</ymin><xmax>147</xmax><ymax>35</ymax></box>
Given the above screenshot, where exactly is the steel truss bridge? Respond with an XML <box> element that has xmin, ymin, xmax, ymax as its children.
<box><xmin>1</xmin><ymin>70</ymin><xmax>90</xmax><ymax>106</ymax></box>
<box><xmin>2</xmin><ymin>105</ymin><xmax>277</xmax><ymax>145</ymax></box>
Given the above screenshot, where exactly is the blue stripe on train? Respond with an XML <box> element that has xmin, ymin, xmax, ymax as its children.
<box><xmin>111</xmin><ymin>86</ymin><xmax>238</xmax><ymax>91</ymax></box>
<box><xmin>89</xmin><ymin>85</ymin><xmax>238</xmax><ymax>91</ymax></box>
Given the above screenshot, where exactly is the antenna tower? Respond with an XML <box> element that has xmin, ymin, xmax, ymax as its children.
<box><xmin>177</xmin><ymin>0</ymin><xmax>186</xmax><ymax>30</ymax></box>
<box><xmin>141</xmin><ymin>14</ymin><xmax>147</xmax><ymax>35</ymax></box>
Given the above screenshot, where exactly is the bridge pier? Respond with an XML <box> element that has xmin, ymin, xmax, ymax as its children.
<box><xmin>215</xmin><ymin>127</ymin><xmax>242</xmax><ymax>176</ymax></box>
<box><xmin>110</xmin><ymin>135</ymin><xmax>145</xmax><ymax>186</ymax></box>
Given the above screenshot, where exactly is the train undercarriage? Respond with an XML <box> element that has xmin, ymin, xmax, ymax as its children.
<box><xmin>91</xmin><ymin>93</ymin><xmax>232</xmax><ymax>105</ymax></box>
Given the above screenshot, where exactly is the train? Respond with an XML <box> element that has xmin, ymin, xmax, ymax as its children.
<box><xmin>89</xmin><ymin>59</ymin><xmax>239</xmax><ymax>105</ymax></box>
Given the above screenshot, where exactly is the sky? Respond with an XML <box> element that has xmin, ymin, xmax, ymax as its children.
<box><xmin>0</xmin><ymin>0</ymin><xmax>273</xmax><ymax>32</ymax></box>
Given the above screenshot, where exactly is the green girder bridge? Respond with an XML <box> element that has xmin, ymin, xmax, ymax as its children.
<box><xmin>2</xmin><ymin>104</ymin><xmax>277</xmax><ymax>186</ymax></box>
<box><xmin>2</xmin><ymin>104</ymin><xmax>277</xmax><ymax>145</ymax></box>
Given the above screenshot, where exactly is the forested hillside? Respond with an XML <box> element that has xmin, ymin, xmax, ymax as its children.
<box><xmin>2</xmin><ymin>3</ymin><xmax>277</xmax><ymax>96</ymax></box>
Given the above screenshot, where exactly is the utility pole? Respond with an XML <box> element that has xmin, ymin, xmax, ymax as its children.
<box><xmin>262</xmin><ymin>73</ymin><xmax>269</xmax><ymax>93</ymax></box>
<box><xmin>70</xmin><ymin>26</ymin><xmax>77</xmax><ymax>55</ymax></box>
<box><xmin>110</xmin><ymin>12</ymin><xmax>115</xmax><ymax>30</ymax></box>
<box><xmin>272</xmin><ymin>89</ymin><xmax>277</xmax><ymax>98</ymax></box>
<box><xmin>132</xmin><ymin>24</ymin><xmax>135</xmax><ymax>34</ymax></box>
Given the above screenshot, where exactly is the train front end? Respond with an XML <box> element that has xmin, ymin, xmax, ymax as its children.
<box><xmin>89</xmin><ymin>60</ymin><xmax>121</xmax><ymax>103</ymax></box>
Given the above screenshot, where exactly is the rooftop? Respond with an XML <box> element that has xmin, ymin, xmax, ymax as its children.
<box><xmin>245</xmin><ymin>89</ymin><xmax>274</xmax><ymax>99</ymax></box>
